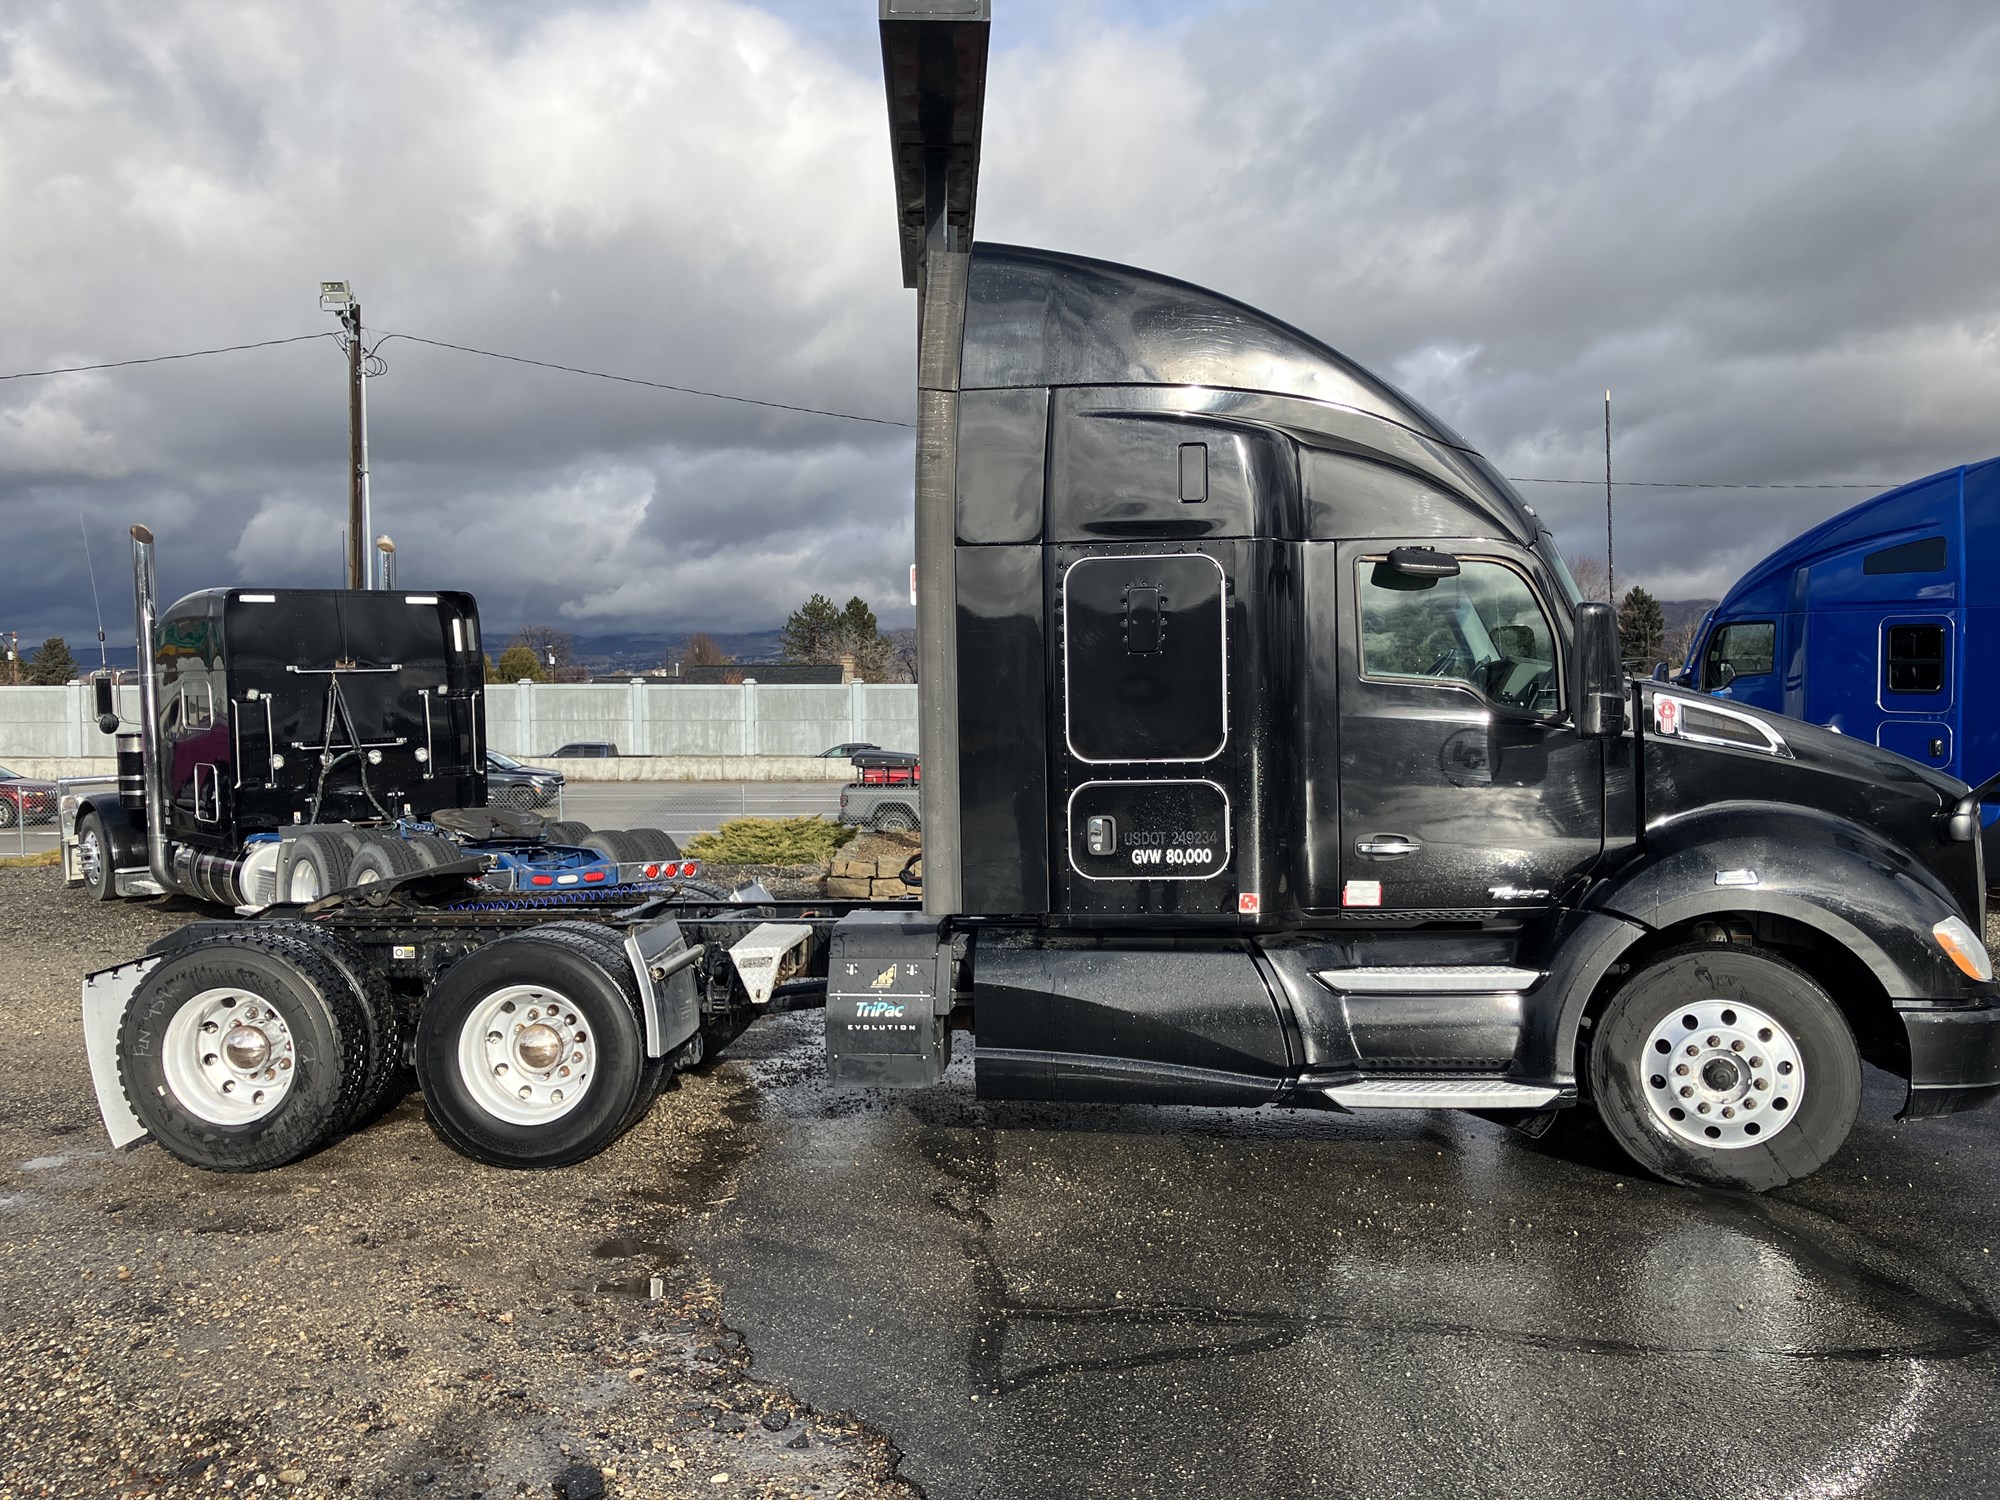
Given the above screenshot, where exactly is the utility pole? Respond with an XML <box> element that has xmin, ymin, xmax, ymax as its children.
<box><xmin>321</xmin><ymin>282</ymin><xmax>372</xmax><ymax>589</ymax></box>
<box><xmin>1604</xmin><ymin>389</ymin><xmax>1617</xmax><ymax>607</ymax></box>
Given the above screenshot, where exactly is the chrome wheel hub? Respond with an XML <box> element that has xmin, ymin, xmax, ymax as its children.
<box><xmin>1641</xmin><ymin>998</ymin><xmax>1802</xmax><ymax>1150</ymax></box>
<box><xmin>457</xmin><ymin>985</ymin><xmax>594</xmax><ymax>1126</ymax></box>
<box><xmin>162</xmin><ymin>988</ymin><xmax>299</xmax><ymax>1126</ymax></box>
<box><xmin>79</xmin><ymin>827</ymin><xmax>103</xmax><ymax>887</ymax></box>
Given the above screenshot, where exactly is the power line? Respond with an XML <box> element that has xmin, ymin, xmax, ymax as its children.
<box><xmin>370</xmin><ymin>331</ymin><xmax>916</xmax><ymax>429</ymax></box>
<box><xmin>1507</xmin><ymin>475</ymin><xmax>1895</xmax><ymax>490</ymax></box>
<box><xmin>0</xmin><ymin>329</ymin><xmax>1929</xmax><ymax>474</ymax></box>
<box><xmin>0</xmin><ymin>332</ymin><xmax>333</xmax><ymax>382</ymax></box>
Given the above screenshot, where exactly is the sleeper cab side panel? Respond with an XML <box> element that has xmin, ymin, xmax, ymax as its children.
<box><xmin>956</xmin><ymin>544</ymin><xmax>1051</xmax><ymax>914</ymax></box>
<box><xmin>972</xmin><ymin>942</ymin><xmax>1290</xmax><ymax>1105</ymax></box>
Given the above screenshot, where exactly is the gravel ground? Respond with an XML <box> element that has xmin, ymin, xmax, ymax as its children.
<box><xmin>0</xmin><ymin>867</ymin><xmax>911</xmax><ymax>1500</ymax></box>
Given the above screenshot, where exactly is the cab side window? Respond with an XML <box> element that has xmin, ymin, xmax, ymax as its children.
<box><xmin>1359</xmin><ymin>557</ymin><xmax>1561</xmax><ymax>713</ymax></box>
<box><xmin>1701</xmin><ymin>621</ymin><xmax>1774</xmax><ymax>690</ymax></box>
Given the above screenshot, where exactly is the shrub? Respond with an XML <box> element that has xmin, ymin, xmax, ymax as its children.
<box><xmin>684</xmin><ymin>815</ymin><xmax>855</xmax><ymax>866</ymax></box>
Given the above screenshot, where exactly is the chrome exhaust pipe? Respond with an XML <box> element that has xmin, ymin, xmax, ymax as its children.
<box><xmin>129</xmin><ymin>524</ymin><xmax>179</xmax><ymax>895</ymax></box>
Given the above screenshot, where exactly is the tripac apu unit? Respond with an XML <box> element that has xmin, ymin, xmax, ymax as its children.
<box><xmin>825</xmin><ymin>911</ymin><xmax>953</xmax><ymax>1087</ymax></box>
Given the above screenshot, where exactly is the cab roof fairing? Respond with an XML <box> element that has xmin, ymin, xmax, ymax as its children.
<box><xmin>960</xmin><ymin>243</ymin><xmax>1542</xmax><ymax>548</ymax></box>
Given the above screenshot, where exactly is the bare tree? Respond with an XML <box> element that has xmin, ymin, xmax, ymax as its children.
<box><xmin>1564</xmin><ymin>552</ymin><xmax>1611</xmax><ymax>604</ymax></box>
<box><xmin>512</xmin><ymin>624</ymin><xmax>578</xmax><ymax>682</ymax></box>
<box><xmin>682</xmin><ymin>632</ymin><xmax>731</xmax><ymax>667</ymax></box>
<box><xmin>885</xmin><ymin>627</ymin><xmax>919</xmax><ymax>683</ymax></box>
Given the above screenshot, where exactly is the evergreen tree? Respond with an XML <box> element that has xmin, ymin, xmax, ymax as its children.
<box><xmin>496</xmin><ymin>644</ymin><xmax>546</xmax><ymax>682</ymax></box>
<box><xmin>838</xmin><ymin>596</ymin><xmax>892</xmax><ymax>681</ymax></box>
<box><xmin>1618</xmin><ymin>586</ymin><xmax>1665</xmax><ymax>671</ymax></box>
<box><xmin>25</xmin><ymin>636</ymin><xmax>77</xmax><ymax>684</ymax></box>
<box><xmin>780</xmin><ymin>594</ymin><xmax>845</xmax><ymax>663</ymax></box>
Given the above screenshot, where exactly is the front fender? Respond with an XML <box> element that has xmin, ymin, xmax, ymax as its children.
<box><xmin>1589</xmin><ymin>806</ymin><xmax>1988</xmax><ymax>1003</ymax></box>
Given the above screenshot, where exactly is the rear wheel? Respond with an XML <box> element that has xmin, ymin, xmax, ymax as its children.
<box><xmin>580</xmin><ymin>829</ymin><xmax>643</xmax><ymax>863</ymax></box>
<box><xmin>872</xmin><ymin>805</ymin><xmax>917</xmax><ymax>833</ymax></box>
<box><xmin>118</xmin><ymin>932</ymin><xmax>368</xmax><ymax>1171</ymax></box>
<box><xmin>1588</xmin><ymin>945</ymin><xmax>1861</xmax><ymax>1191</ymax></box>
<box><xmin>414</xmin><ymin>927</ymin><xmax>650</xmax><ymax>1168</ymax></box>
<box><xmin>349</xmin><ymin>836</ymin><xmax>427</xmax><ymax>884</ymax></box>
<box><xmin>405</xmin><ymin>833</ymin><xmax>462</xmax><ymax>869</ymax></box>
<box><xmin>283</xmin><ymin>831</ymin><xmax>353</xmax><ymax>903</ymax></box>
<box><xmin>619</xmin><ymin>827</ymin><xmax>681</xmax><ymax>861</ymax></box>
<box><xmin>544</xmin><ymin>820</ymin><xmax>590</xmax><ymax>845</ymax></box>
<box><xmin>76</xmin><ymin>811</ymin><xmax>116</xmax><ymax>901</ymax></box>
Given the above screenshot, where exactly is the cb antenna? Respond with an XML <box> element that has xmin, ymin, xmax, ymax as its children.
<box><xmin>78</xmin><ymin>514</ymin><xmax>109</xmax><ymax>671</ymax></box>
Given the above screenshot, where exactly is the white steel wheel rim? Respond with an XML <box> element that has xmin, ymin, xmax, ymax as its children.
<box><xmin>457</xmin><ymin>984</ymin><xmax>595</xmax><ymax>1127</ymax></box>
<box><xmin>161</xmin><ymin>987</ymin><xmax>300</xmax><ymax>1126</ymax></box>
<box><xmin>1641</xmin><ymin>998</ymin><xmax>1804</xmax><ymax>1150</ymax></box>
<box><xmin>78</xmin><ymin>826</ymin><xmax>103</xmax><ymax>887</ymax></box>
<box><xmin>288</xmin><ymin>860</ymin><xmax>322</xmax><ymax>903</ymax></box>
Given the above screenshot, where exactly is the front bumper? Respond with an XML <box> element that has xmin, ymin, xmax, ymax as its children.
<box><xmin>1898</xmin><ymin>1001</ymin><xmax>2000</xmax><ymax>1119</ymax></box>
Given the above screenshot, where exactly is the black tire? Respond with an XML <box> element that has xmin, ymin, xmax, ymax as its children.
<box><xmin>501</xmin><ymin>784</ymin><xmax>539</xmax><ymax>811</ymax></box>
<box><xmin>0</xmin><ymin>797</ymin><xmax>15</xmax><ymax>830</ymax></box>
<box><xmin>580</xmin><ymin>829</ymin><xmax>643</xmax><ymax>863</ymax></box>
<box><xmin>283</xmin><ymin>831</ymin><xmax>353</xmax><ymax>904</ymax></box>
<box><xmin>77</xmin><ymin>810</ymin><xmax>117</xmax><ymax>902</ymax></box>
<box><xmin>259</xmin><ymin>923</ymin><xmax>410</xmax><ymax>1129</ymax></box>
<box><xmin>872</xmin><ymin>804</ymin><xmax>917</xmax><ymax>833</ymax></box>
<box><xmin>349</xmin><ymin>836</ymin><xmax>427</xmax><ymax>885</ymax></box>
<box><xmin>620</xmin><ymin>827</ymin><xmax>681</xmax><ymax>860</ymax></box>
<box><xmin>1587</xmin><ymin>945</ymin><xmax>1862</xmax><ymax>1191</ymax></box>
<box><xmin>414</xmin><ymin>927</ymin><xmax>650</xmax><ymax>1168</ymax></box>
<box><xmin>533</xmin><ymin>921</ymin><xmax>671</xmax><ymax>1124</ymax></box>
<box><xmin>544</xmin><ymin>820</ymin><xmax>590</xmax><ymax>845</ymax></box>
<box><xmin>118</xmin><ymin>931</ymin><xmax>369</xmax><ymax>1172</ymax></box>
<box><xmin>404</xmin><ymin>833</ymin><xmax>462</xmax><ymax>869</ymax></box>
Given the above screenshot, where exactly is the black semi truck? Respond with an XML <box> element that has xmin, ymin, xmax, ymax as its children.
<box><xmin>77</xmin><ymin>1</ymin><xmax>2000</xmax><ymax>1192</ymax></box>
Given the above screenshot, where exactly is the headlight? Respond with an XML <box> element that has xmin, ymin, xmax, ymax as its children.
<box><xmin>1933</xmin><ymin>916</ymin><xmax>1993</xmax><ymax>983</ymax></box>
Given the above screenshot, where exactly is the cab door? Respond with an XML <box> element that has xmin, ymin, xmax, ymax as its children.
<box><xmin>1334</xmin><ymin>543</ymin><xmax>1603</xmax><ymax>915</ymax></box>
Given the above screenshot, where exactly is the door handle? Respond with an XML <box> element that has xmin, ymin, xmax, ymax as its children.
<box><xmin>1356</xmin><ymin>834</ymin><xmax>1422</xmax><ymax>857</ymax></box>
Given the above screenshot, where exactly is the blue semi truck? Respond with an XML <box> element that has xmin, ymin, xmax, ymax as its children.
<box><xmin>1680</xmin><ymin>456</ymin><xmax>2000</xmax><ymax>859</ymax></box>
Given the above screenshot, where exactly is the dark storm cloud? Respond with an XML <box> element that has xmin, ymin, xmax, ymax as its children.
<box><xmin>3</xmin><ymin>0</ymin><xmax>1997</xmax><ymax>653</ymax></box>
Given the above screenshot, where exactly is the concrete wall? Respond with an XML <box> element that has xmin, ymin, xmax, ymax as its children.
<box><xmin>480</xmin><ymin>681</ymin><xmax>917</xmax><ymax>759</ymax></box>
<box><xmin>0</xmin><ymin>681</ymin><xmax>918</xmax><ymax>768</ymax></box>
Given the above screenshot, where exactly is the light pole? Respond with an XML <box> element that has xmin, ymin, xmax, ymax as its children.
<box><xmin>321</xmin><ymin>281</ymin><xmax>374</xmax><ymax>589</ymax></box>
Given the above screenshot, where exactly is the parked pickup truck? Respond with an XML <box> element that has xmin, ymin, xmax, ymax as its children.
<box><xmin>839</xmin><ymin>751</ymin><xmax>921</xmax><ymax>832</ymax></box>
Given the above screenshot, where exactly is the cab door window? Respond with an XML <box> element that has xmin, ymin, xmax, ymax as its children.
<box><xmin>1358</xmin><ymin>557</ymin><xmax>1561</xmax><ymax>714</ymax></box>
<box><xmin>1701</xmin><ymin>621</ymin><xmax>1774</xmax><ymax>690</ymax></box>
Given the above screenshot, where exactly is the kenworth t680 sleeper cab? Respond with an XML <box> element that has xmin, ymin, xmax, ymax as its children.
<box><xmin>76</xmin><ymin>2</ymin><xmax>2000</xmax><ymax>1192</ymax></box>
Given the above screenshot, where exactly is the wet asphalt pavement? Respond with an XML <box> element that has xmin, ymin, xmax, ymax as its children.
<box><xmin>695</xmin><ymin>1012</ymin><xmax>2000</xmax><ymax>1499</ymax></box>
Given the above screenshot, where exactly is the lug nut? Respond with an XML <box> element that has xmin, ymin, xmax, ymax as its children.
<box><xmin>1675</xmin><ymin>1063</ymin><xmax>1690</xmax><ymax>1076</ymax></box>
<box><xmin>1679</xmin><ymin>1086</ymin><xmax>1694</xmax><ymax>1098</ymax></box>
<box><xmin>1731</xmin><ymin>1039</ymin><xmax>1745</xmax><ymax>1052</ymax></box>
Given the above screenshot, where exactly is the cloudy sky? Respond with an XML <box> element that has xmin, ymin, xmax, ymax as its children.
<box><xmin>3</xmin><ymin>0</ymin><xmax>1997</xmax><ymax>654</ymax></box>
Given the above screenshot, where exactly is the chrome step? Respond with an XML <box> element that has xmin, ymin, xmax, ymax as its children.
<box><xmin>1324</xmin><ymin>1078</ymin><xmax>1560</xmax><ymax>1110</ymax></box>
<box><xmin>1317</xmin><ymin>965</ymin><xmax>1540</xmax><ymax>994</ymax></box>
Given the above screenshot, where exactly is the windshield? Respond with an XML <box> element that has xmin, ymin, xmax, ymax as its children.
<box><xmin>1538</xmin><ymin>531</ymin><xmax>1584</xmax><ymax>609</ymax></box>
<box><xmin>486</xmin><ymin>751</ymin><xmax>524</xmax><ymax>770</ymax></box>
<box><xmin>0</xmin><ymin>764</ymin><xmax>18</xmax><ymax>781</ymax></box>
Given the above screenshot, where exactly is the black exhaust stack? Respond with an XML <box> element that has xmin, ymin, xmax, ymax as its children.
<box><xmin>880</xmin><ymin>0</ymin><xmax>989</xmax><ymax>919</ymax></box>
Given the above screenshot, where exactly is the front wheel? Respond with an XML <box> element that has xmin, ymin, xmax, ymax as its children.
<box><xmin>77</xmin><ymin>811</ymin><xmax>116</xmax><ymax>901</ymax></box>
<box><xmin>1587</xmin><ymin>945</ymin><xmax>1861</xmax><ymax>1191</ymax></box>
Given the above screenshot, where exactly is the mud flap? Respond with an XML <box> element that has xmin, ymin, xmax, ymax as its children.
<box><xmin>825</xmin><ymin>911</ymin><xmax>952</xmax><ymax>1087</ymax></box>
<box><xmin>81</xmin><ymin>958</ymin><xmax>159</xmax><ymax>1150</ymax></box>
